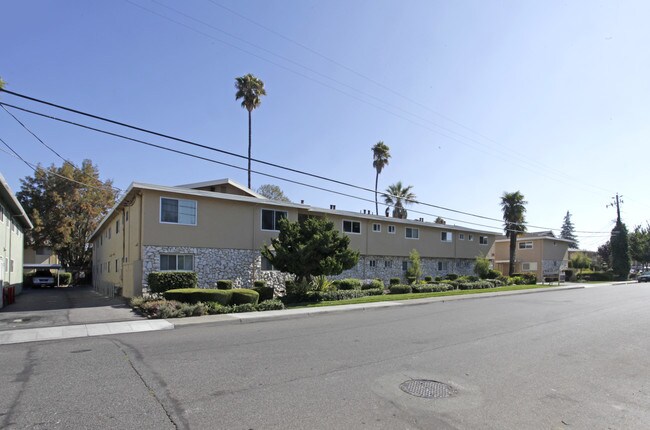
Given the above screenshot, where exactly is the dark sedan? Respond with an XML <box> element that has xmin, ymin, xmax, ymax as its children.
<box><xmin>638</xmin><ymin>272</ymin><xmax>650</xmax><ymax>282</ymax></box>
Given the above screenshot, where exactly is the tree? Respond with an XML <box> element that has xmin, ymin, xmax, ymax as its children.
<box><xmin>597</xmin><ymin>241</ymin><xmax>611</xmax><ymax>268</ymax></box>
<box><xmin>405</xmin><ymin>249</ymin><xmax>422</xmax><ymax>282</ymax></box>
<box><xmin>235</xmin><ymin>73</ymin><xmax>266</xmax><ymax>189</ymax></box>
<box><xmin>500</xmin><ymin>191</ymin><xmax>527</xmax><ymax>276</ymax></box>
<box><xmin>434</xmin><ymin>216</ymin><xmax>446</xmax><ymax>224</ymax></box>
<box><xmin>0</xmin><ymin>76</ymin><xmax>5</xmax><ymax>90</ymax></box>
<box><xmin>256</xmin><ymin>184</ymin><xmax>291</xmax><ymax>202</ymax></box>
<box><xmin>383</xmin><ymin>181</ymin><xmax>416</xmax><ymax>219</ymax></box>
<box><xmin>560</xmin><ymin>211</ymin><xmax>579</xmax><ymax>249</ymax></box>
<box><xmin>261</xmin><ymin>217</ymin><xmax>359</xmax><ymax>284</ymax></box>
<box><xmin>474</xmin><ymin>255</ymin><xmax>491</xmax><ymax>279</ymax></box>
<box><xmin>17</xmin><ymin>160</ymin><xmax>117</xmax><ymax>270</ymax></box>
<box><xmin>610</xmin><ymin>220</ymin><xmax>631</xmax><ymax>280</ymax></box>
<box><xmin>371</xmin><ymin>141</ymin><xmax>390</xmax><ymax>215</ymax></box>
<box><xmin>629</xmin><ymin>224</ymin><xmax>650</xmax><ymax>269</ymax></box>
<box><xmin>570</xmin><ymin>252</ymin><xmax>591</xmax><ymax>277</ymax></box>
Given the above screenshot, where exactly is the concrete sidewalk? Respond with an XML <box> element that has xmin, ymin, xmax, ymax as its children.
<box><xmin>4</xmin><ymin>283</ymin><xmax>629</xmax><ymax>345</ymax></box>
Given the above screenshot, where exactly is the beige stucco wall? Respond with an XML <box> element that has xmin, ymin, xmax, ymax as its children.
<box><xmin>493</xmin><ymin>237</ymin><xmax>570</xmax><ymax>280</ymax></box>
<box><xmin>24</xmin><ymin>247</ymin><xmax>59</xmax><ymax>266</ymax></box>
<box><xmin>1</xmin><ymin>200</ymin><xmax>26</xmax><ymax>307</ymax></box>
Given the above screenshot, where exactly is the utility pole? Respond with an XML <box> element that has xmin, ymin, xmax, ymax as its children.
<box><xmin>607</xmin><ymin>193</ymin><xmax>623</xmax><ymax>223</ymax></box>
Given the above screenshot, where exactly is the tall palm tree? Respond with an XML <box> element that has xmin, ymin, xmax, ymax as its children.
<box><xmin>383</xmin><ymin>182</ymin><xmax>416</xmax><ymax>219</ymax></box>
<box><xmin>235</xmin><ymin>74</ymin><xmax>266</xmax><ymax>189</ymax></box>
<box><xmin>371</xmin><ymin>141</ymin><xmax>391</xmax><ymax>215</ymax></box>
<box><xmin>500</xmin><ymin>191</ymin><xmax>527</xmax><ymax>276</ymax></box>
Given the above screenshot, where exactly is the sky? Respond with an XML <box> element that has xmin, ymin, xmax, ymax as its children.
<box><xmin>1</xmin><ymin>0</ymin><xmax>648</xmax><ymax>251</ymax></box>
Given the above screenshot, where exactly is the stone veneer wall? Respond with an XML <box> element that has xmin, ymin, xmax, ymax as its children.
<box><xmin>143</xmin><ymin>246</ymin><xmax>477</xmax><ymax>294</ymax></box>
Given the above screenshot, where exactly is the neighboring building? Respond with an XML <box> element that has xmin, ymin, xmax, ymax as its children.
<box><xmin>24</xmin><ymin>246</ymin><xmax>60</xmax><ymax>266</ymax></box>
<box><xmin>489</xmin><ymin>231</ymin><xmax>571</xmax><ymax>281</ymax></box>
<box><xmin>89</xmin><ymin>178</ymin><xmax>496</xmax><ymax>298</ymax></box>
<box><xmin>0</xmin><ymin>172</ymin><xmax>33</xmax><ymax>308</ymax></box>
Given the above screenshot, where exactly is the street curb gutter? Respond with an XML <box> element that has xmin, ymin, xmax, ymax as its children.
<box><xmin>171</xmin><ymin>285</ymin><xmax>587</xmax><ymax>328</ymax></box>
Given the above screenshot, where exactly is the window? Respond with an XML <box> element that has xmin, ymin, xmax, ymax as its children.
<box><xmin>459</xmin><ymin>233</ymin><xmax>465</xmax><ymax>240</ymax></box>
<box><xmin>125</xmin><ymin>211</ymin><xmax>129</xmax><ymax>222</ymax></box>
<box><xmin>522</xmin><ymin>262</ymin><xmax>538</xmax><ymax>272</ymax></box>
<box><xmin>161</xmin><ymin>198</ymin><xmax>197</xmax><ymax>225</ymax></box>
<box><xmin>441</xmin><ymin>231</ymin><xmax>453</xmax><ymax>242</ymax></box>
<box><xmin>372</xmin><ymin>223</ymin><xmax>381</xmax><ymax>232</ymax></box>
<box><xmin>468</xmin><ymin>234</ymin><xmax>474</xmax><ymax>241</ymax></box>
<box><xmin>108</xmin><ymin>227</ymin><xmax>111</xmax><ymax>240</ymax></box>
<box><xmin>437</xmin><ymin>261</ymin><xmax>449</xmax><ymax>271</ymax></box>
<box><xmin>115</xmin><ymin>259</ymin><xmax>118</xmax><ymax>272</ymax></box>
<box><xmin>261</xmin><ymin>256</ymin><xmax>275</xmax><ymax>271</ymax></box>
<box><xmin>369</xmin><ymin>260</ymin><xmax>377</xmax><ymax>267</ymax></box>
<box><xmin>405</xmin><ymin>227</ymin><xmax>419</xmax><ymax>239</ymax></box>
<box><xmin>384</xmin><ymin>260</ymin><xmax>392</xmax><ymax>268</ymax></box>
<box><xmin>10</xmin><ymin>259</ymin><xmax>14</xmax><ymax>272</ymax></box>
<box><xmin>479</xmin><ymin>236</ymin><xmax>489</xmax><ymax>245</ymax></box>
<box><xmin>388</xmin><ymin>225</ymin><xmax>396</xmax><ymax>234</ymax></box>
<box><xmin>0</xmin><ymin>207</ymin><xmax>3</xmax><ymax>222</ymax></box>
<box><xmin>107</xmin><ymin>261</ymin><xmax>110</xmax><ymax>273</ymax></box>
<box><xmin>116</xmin><ymin>220</ymin><xmax>120</xmax><ymax>234</ymax></box>
<box><xmin>261</xmin><ymin>209</ymin><xmax>288</xmax><ymax>231</ymax></box>
<box><xmin>36</xmin><ymin>247</ymin><xmax>49</xmax><ymax>256</ymax></box>
<box><xmin>519</xmin><ymin>241</ymin><xmax>533</xmax><ymax>249</ymax></box>
<box><xmin>402</xmin><ymin>260</ymin><xmax>409</xmax><ymax>271</ymax></box>
<box><xmin>160</xmin><ymin>254</ymin><xmax>195</xmax><ymax>271</ymax></box>
<box><xmin>343</xmin><ymin>220</ymin><xmax>361</xmax><ymax>234</ymax></box>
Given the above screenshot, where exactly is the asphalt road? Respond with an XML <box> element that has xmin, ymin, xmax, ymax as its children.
<box><xmin>2</xmin><ymin>283</ymin><xmax>649</xmax><ymax>429</ymax></box>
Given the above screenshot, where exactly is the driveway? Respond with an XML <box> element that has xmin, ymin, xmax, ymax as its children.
<box><xmin>0</xmin><ymin>284</ymin><xmax>143</xmax><ymax>331</ymax></box>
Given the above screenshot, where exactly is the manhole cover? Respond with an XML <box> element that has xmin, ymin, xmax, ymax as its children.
<box><xmin>399</xmin><ymin>379</ymin><xmax>456</xmax><ymax>399</ymax></box>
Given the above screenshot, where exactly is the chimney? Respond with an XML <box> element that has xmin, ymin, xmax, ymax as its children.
<box><xmin>301</xmin><ymin>200</ymin><xmax>304</xmax><ymax>204</ymax></box>
<box><xmin>330</xmin><ymin>205</ymin><xmax>336</xmax><ymax>210</ymax></box>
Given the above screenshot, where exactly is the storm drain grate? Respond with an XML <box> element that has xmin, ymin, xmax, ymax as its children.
<box><xmin>399</xmin><ymin>379</ymin><xmax>456</xmax><ymax>399</ymax></box>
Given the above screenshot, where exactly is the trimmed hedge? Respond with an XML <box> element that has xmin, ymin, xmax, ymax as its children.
<box><xmin>59</xmin><ymin>272</ymin><xmax>72</xmax><ymax>285</ymax></box>
<box><xmin>253</xmin><ymin>286</ymin><xmax>274</xmax><ymax>302</ymax></box>
<box><xmin>412</xmin><ymin>283</ymin><xmax>450</xmax><ymax>293</ymax></box>
<box><xmin>163</xmin><ymin>288</ymin><xmax>231</xmax><ymax>305</ymax></box>
<box><xmin>314</xmin><ymin>288</ymin><xmax>383</xmax><ymax>302</ymax></box>
<box><xmin>445</xmin><ymin>273</ymin><xmax>459</xmax><ymax>281</ymax></box>
<box><xmin>424</xmin><ymin>276</ymin><xmax>433</xmax><ymax>282</ymax></box>
<box><xmin>253</xmin><ymin>280</ymin><xmax>267</xmax><ymax>288</ymax></box>
<box><xmin>362</xmin><ymin>279</ymin><xmax>384</xmax><ymax>290</ymax></box>
<box><xmin>230</xmin><ymin>289</ymin><xmax>260</xmax><ymax>305</ymax></box>
<box><xmin>148</xmin><ymin>272</ymin><xmax>198</xmax><ymax>293</ymax></box>
<box><xmin>580</xmin><ymin>271</ymin><xmax>614</xmax><ymax>282</ymax></box>
<box><xmin>389</xmin><ymin>277</ymin><xmax>400</xmax><ymax>286</ymax></box>
<box><xmin>216</xmin><ymin>280</ymin><xmax>233</xmax><ymax>290</ymax></box>
<box><xmin>256</xmin><ymin>299</ymin><xmax>285</xmax><ymax>311</ymax></box>
<box><xmin>337</xmin><ymin>278</ymin><xmax>362</xmax><ymax>290</ymax></box>
<box><xmin>389</xmin><ymin>284</ymin><xmax>412</xmax><ymax>294</ymax></box>
<box><xmin>406</xmin><ymin>276</ymin><xmax>417</xmax><ymax>284</ymax></box>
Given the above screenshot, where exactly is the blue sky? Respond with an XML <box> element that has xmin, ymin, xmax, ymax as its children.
<box><xmin>1</xmin><ymin>0</ymin><xmax>648</xmax><ymax>250</ymax></box>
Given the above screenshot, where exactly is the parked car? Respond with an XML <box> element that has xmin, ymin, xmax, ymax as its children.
<box><xmin>637</xmin><ymin>272</ymin><xmax>650</xmax><ymax>283</ymax></box>
<box><xmin>32</xmin><ymin>270</ymin><xmax>56</xmax><ymax>288</ymax></box>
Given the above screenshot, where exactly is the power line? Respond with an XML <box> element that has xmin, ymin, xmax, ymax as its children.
<box><xmin>0</xmin><ymin>99</ymin><xmax>611</xmax><ymax>235</ymax></box>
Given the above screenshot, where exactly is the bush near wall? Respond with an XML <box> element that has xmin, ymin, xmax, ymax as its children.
<box><xmin>389</xmin><ymin>278</ymin><xmax>400</xmax><ymax>286</ymax></box>
<box><xmin>312</xmin><ymin>288</ymin><xmax>383</xmax><ymax>302</ymax></box>
<box><xmin>362</xmin><ymin>279</ymin><xmax>384</xmax><ymax>290</ymax></box>
<box><xmin>412</xmin><ymin>284</ymin><xmax>450</xmax><ymax>293</ymax></box>
<box><xmin>511</xmin><ymin>273</ymin><xmax>537</xmax><ymax>285</ymax></box>
<box><xmin>580</xmin><ymin>271</ymin><xmax>614</xmax><ymax>282</ymax></box>
<box><xmin>231</xmin><ymin>289</ymin><xmax>260</xmax><ymax>306</ymax></box>
<box><xmin>336</xmin><ymin>279</ymin><xmax>362</xmax><ymax>290</ymax></box>
<box><xmin>148</xmin><ymin>272</ymin><xmax>198</xmax><ymax>293</ymax></box>
<box><xmin>253</xmin><ymin>286</ymin><xmax>274</xmax><ymax>302</ymax></box>
<box><xmin>163</xmin><ymin>288</ymin><xmax>231</xmax><ymax>305</ymax></box>
<box><xmin>389</xmin><ymin>284</ymin><xmax>412</xmax><ymax>294</ymax></box>
<box><xmin>59</xmin><ymin>272</ymin><xmax>72</xmax><ymax>285</ymax></box>
<box><xmin>216</xmin><ymin>280</ymin><xmax>233</xmax><ymax>290</ymax></box>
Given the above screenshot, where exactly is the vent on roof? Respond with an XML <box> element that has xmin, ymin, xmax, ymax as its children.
<box><xmin>330</xmin><ymin>205</ymin><xmax>336</xmax><ymax>210</ymax></box>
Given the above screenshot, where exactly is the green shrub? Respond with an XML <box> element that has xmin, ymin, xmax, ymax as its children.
<box><xmin>163</xmin><ymin>288</ymin><xmax>231</xmax><ymax>305</ymax></box>
<box><xmin>412</xmin><ymin>284</ymin><xmax>449</xmax><ymax>293</ymax></box>
<box><xmin>445</xmin><ymin>273</ymin><xmax>459</xmax><ymax>281</ymax></box>
<box><xmin>424</xmin><ymin>276</ymin><xmax>433</xmax><ymax>282</ymax></box>
<box><xmin>486</xmin><ymin>269</ymin><xmax>501</xmax><ymax>279</ymax></box>
<box><xmin>253</xmin><ymin>280</ymin><xmax>267</xmax><ymax>288</ymax></box>
<box><xmin>59</xmin><ymin>272</ymin><xmax>72</xmax><ymax>285</ymax></box>
<box><xmin>285</xmin><ymin>280</ymin><xmax>311</xmax><ymax>300</ymax></box>
<box><xmin>137</xmin><ymin>299</ymin><xmax>208</xmax><ymax>319</ymax></box>
<box><xmin>315</xmin><ymin>288</ymin><xmax>383</xmax><ymax>301</ymax></box>
<box><xmin>434</xmin><ymin>276</ymin><xmax>442</xmax><ymax>282</ymax></box>
<box><xmin>456</xmin><ymin>280</ymin><xmax>494</xmax><ymax>290</ymax></box>
<box><xmin>389</xmin><ymin>284</ymin><xmax>412</xmax><ymax>294</ymax></box>
<box><xmin>253</xmin><ymin>286</ymin><xmax>274</xmax><ymax>302</ymax></box>
<box><xmin>389</xmin><ymin>277</ymin><xmax>400</xmax><ymax>285</ymax></box>
<box><xmin>582</xmin><ymin>271</ymin><xmax>614</xmax><ymax>281</ymax></box>
<box><xmin>148</xmin><ymin>272</ymin><xmax>198</xmax><ymax>294</ymax></box>
<box><xmin>406</xmin><ymin>276</ymin><xmax>417</xmax><ymax>284</ymax></box>
<box><xmin>216</xmin><ymin>280</ymin><xmax>233</xmax><ymax>290</ymax></box>
<box><xmin>230</xmin><ymin>289</ymin><xmax>260</xmax><ymax>305</ymax></box>
<box><xmin>231</xmin><ymin>303</ymin><xmax>257</xmax><ymax>313</ymax></box>
<box><xmin>311</xmin><ymin>275</ymin><xmax>333</xmax><ymax>292</ymax></box>
<box><xmin>509</xmin><ymin>276</ymin><xmax>525</xmax><ymax>285</ymax></box>
<box><xmin>362</xmin><ymin>279</ymin><xmax>384</xmax><ymax>290</ymax></box>
<box><xmin>337</xmin><ymin>278</ymin><xmax>362</xmax><ymax>290</ymax></box>
<box><xmin>256</xmin><ymin>299</ymin><xmax>285</xmax><ymax>311</ymax></box>
<box><xmin>208</xmin><ymin>303</ymin><xmax>233</xmax><ymax>314</ymax></box>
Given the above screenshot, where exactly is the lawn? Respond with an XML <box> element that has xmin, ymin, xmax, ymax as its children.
<box><xmin>287</xmin><ymin>284</ymin><xmax>559</xmax><ymax>308</ymax></box>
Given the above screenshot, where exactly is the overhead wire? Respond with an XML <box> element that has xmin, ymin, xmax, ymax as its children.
<box><xmin>0</xmin><ymin>98</ymin><xmax>612</xmax><ymax>235</ymax></box>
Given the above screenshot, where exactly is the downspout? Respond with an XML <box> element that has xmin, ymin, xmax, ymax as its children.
<box><xmin>121</xmin><ymin>207</ymin><xmax>125</xmax><ymax>285</ymax></box>
<box><xmin>364</xmin><ymin>219</ymin><xmax>369</xmax><ymax>279</ymax></box>
<box><xmin>7</xmin><ymin>215</ymin><xmax>12</xmax><ymax>286</ymax></box>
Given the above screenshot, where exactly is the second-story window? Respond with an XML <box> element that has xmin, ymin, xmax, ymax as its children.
<box><xmin>405</xmin><ymin>227</ymin><xmax>419</xmax><ymax>239</ymax></box>
<box><xmin>372</xmin><ymin>223</ymin><xmax>381</xmax><ymax>232</ymax></box>
<box><xmin>343</xmin><ymin>220</ymin><xmax>361</xmax><ymax>234</ymax></box>
<box><xmin>519</xmin><ymin>241</ymin><xmax>533</xmax><ymax>249</ymax></box>
<box><xmin>161</xmin><ymin>198</ymin><xmax>197</xmax><ymax>225</ymax></box>
<box><xmin>261</xmin><ymin>209</ymin><xmax>288</xmax><ymax>231</ymax></box>
<box><xmin>480</xmin><ymin>236</ymin><xmax>489</xmax><ymax>245</ymax></box>
<box><xmin>441</xmin><ymin>231</ymin><xmax>453</xmax><ymax>242</ymax></box>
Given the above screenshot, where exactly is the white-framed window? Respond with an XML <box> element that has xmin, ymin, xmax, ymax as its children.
<box><xmin>372</xmin><ymin>223</ymin><xmax>381</xmax><ymax>232</ymax></box>
<box><xmin>115</xmin><ymin>259</ymin><xmax>118</xmax><ymax>272</ymax></box>
<box><xmin>441</xmin><ymin>231</ymin><xmax>453</xmax><ymax>242</ymax></box>
<box><xmin>108</xmin><ymin>227</ymin><xmax>111</xmax><ymax>239</ymax></box>
<box><xmin>519</xmin><ymin>241</ymin><xmax>533</xmax><ymax>249</ymax></box>
<box><xmin>261</xmin><ymin>209</ymin><xmax>288</xmax><ymax>231</ymax></box>
<box><xmin>437</xmin><ymin>261</ymin><xmax>449</xmax><ymax>271</ymax></box>
<box><xmin>160</xmin><ymin>254</ymin><xmax>194</xmax><ymax>271</ymax></box>
<box><xmin>107</xmin><ymin>261</ymin><xmax>110</xmax><ymax>273</ymax></box>
<box><xmin>100</xmin><ymin>235</ymin><xmax>103</xmax><ymax>246</ymax></box>
<box><xmin>116</xmin><ymin>220</ymin><xmax>120</xmax><ymax>234</ymax></box>
<box><xmin>480</xmin><ymin>236</ymin><xmax>489</xmax><ymax>245</ymax></box>
<box><xmin>522</xmin><ymin>262</ymin><xmax>538</xmax><ymax>272</ymax></box>
<box><xmin>459</xmin><ymin>233</ymin><xmax>465</xmax><ymax>240</ymax></box>
<box><xmin>388</xmin><ymin>225</ymin><xmax>396</xmax><ymax>234</ymax></box>
<box><xmin>384</xmin><ymin>260</ymin><xmax>392</xmax><ymax>268</ymax></box>
<box><xmin>261</xmin><ymin>256</ymin><xmax>275</xmax><ymax>271</ymax></box>
<box><xmin>402</xmin><ymin>260</ymin><xmax>409</xmax><ymax>271</ymax></box>
<box><xmin>369</xmin><ymin>260</ymin><xmax>377</xmax><ymax>267</ymax></box>
<box><xmin>468</xmin><ymin>234</ymin><xmax>474</xmax><ymax>241</ymax></box>
<box><xmin>125</xmin><ymin>210</ymin><xmax>129</xmax><ymax>222</ymax></box>
<box><xmin>405</xmin><ymin>227</ymin><xmax>419</xmax><ymax>239</ymax></box>
<box><xmin>343</xmin><ymin>220</ymin><xmax>361</xmax><ymax>234</ymax></box>
<box><xmin>160</xmin><ymin>197</ymin><xmax>197</xmax><ymax>225</ymax></box>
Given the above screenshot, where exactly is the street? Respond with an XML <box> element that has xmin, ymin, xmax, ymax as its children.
<box><xmin>2</xmin><ymin>284</ymin><xmax>649</xmax><ymax>429</ymax></box>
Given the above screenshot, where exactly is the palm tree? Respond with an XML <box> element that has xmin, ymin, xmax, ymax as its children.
<box><xmin>383</xmin><ymin>182</ymin><xmax>416</xmax><ymax>219</ymax></box>
<box><xmin>235</xmin><ymin>74</ymin><xmax>266</xmax><ymax>189</ymax></box>
<box><xmin>371</xmin><ymin>141</ymin><xmax>391</xmax><ymax>215</ymax></box>
<box><xmin>500</xmin><ymin>191</ymin><xmax>527</xmax><ymax>276</ymax></box>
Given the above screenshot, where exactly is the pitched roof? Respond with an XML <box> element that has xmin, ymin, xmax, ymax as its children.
<box><xmin>175</xmin><ymin>178</ymin><xmax>265</xmax><ymax>199</ymax></box>
<box><xmin>0</xmin><ymin>171</ymin><xmax>33</xmax><ymax>230</ymax></box>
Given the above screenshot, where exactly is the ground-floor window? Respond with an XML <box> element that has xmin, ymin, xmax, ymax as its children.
<box><xmin>261</xmin><ymin>256</ymin><xmax>275</xmax><ymax>271</ymax></box>
<box><xmin>160</xmin><ymin>254</ymin><xmax>194</xmax><ymax>271</ymax></box>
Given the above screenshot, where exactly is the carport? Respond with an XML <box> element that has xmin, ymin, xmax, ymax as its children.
<box><xmin>23</xmin><ymin>264</ymin><xmax>63</xmax><ymax>287</ymax></box>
